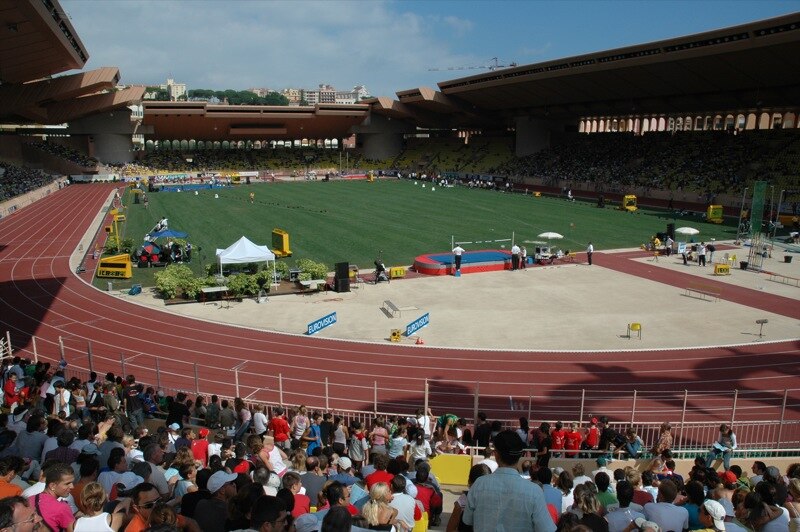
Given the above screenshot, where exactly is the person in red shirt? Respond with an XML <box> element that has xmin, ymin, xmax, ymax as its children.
<box><xmin>191</xmin><ymin>428</ymin><xmax>210</xmax><ymax>466</ymax></box>
<box><xmin>564</xmin><ymin>422</ymin><xmax>583</xmax><ymax>458</ymax></box>
<box><xmin>582</xmin><ymin>418</ymin><xmax>600</xmax><ymax>456</ymax></box>
<box><xmin>267</xmin><ymin>407</ymin><xmax>291</xmax><ymax>451</ymax></box>
<box><xmin>413</xmin><ymin>463</ymin><xmax>443</xmax><ymax>527</ymax></box>
<box><xmin>282</xmin><ymin>472</ymin><xmax>310</xmax><ymax>517</ymax></box>
<box><xmin>365</xmin><ymin>454</ymin><xmax>394</xmax><ymax>490</ymax></box>
<box><xmin>550</xmin><ymin>421</ymin><xmax>566</xmax><ymax>458</ymax></box>
<box><xmin>3</xmin><ymin>373</ymin><xmax>20</xmax><ymax>408</ymax></box>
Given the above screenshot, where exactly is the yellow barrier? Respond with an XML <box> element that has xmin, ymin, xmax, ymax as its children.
<box><xmin>390</xmin><ymin>266</ymin><xmax>406</xmax><ymax>279</ymax></box>
<box><xmin>714</xmin><ymin>263</ymin><xmax>731</xmax><ymax>276</ymax></box>
<box><xmin>412</xmin><ymin>513</ymin><xmax>428</xmax><ymax>532</ymax></box>
<box><xmin>429</xmin><ymin>454</ymin><xmax>471</xmax><ymax>486</ymax></box>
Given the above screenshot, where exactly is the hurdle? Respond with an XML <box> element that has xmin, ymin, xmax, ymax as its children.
<box><xmin>451</xmin><ymin>231</ymin><xmax>515</xmax><ymax>250</ymax></box>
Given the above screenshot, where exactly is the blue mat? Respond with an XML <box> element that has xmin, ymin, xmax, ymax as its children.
<box><xmin>428</xmin><ymin>250</ymin><xmax>508</xmax><ymax>266</ymax></box>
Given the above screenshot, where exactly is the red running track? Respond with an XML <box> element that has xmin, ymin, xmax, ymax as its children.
<box><xmin>1</xmin><ymin>184</ymin><xmax>799</xmax><ymax>431</ymax></box>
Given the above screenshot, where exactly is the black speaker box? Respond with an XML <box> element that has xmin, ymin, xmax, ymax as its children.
<box><xmin>335</xmin><ymin>278</ymin><xmax>350</xmax><ymax>293</ymax></box>
<box><xmin>335</xmin><ymin>262</ymin><xmax>349</xmax><ymax>279</ymax></box>
<box><xmin>667</xmin><ymin>223</ymin><xmax>675</xmax><ymax>239</ymax></box>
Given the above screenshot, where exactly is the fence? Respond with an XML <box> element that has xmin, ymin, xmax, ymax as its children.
<box><xmin>7</xmin><ymin>332</ymin><xmax>800</xmax><ymax>450</ymax></box>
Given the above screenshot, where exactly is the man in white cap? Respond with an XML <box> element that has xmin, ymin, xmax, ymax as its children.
<box><xmin>698</xmin><ymin>499</ymin><xmax>726</xmax><ymax>532</ymax></box>
<box><xmin>194</xmin><ymin>470</ymin><xmax>237</xmax><ymax>532</ymax></box>
<box><xmin>328</xmin><ymin>456</ymin><xmax>358</xmax><ymax>487</ymax></box>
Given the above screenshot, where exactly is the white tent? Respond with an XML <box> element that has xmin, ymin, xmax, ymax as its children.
<box><xmin>215</xmin><ymin>236</ymin><xmax>276</xmax><ymax>283</ymax></box>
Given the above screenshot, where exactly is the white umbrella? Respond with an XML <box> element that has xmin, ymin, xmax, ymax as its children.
<box><xmin>538</xmin><ymin>232</ymin><xmax>564</xmax><ymax>240</ymax></box>
<box><xmin>675</xmin><ymin>227</ymin><xmax>700</xmax><ymax>237</ymax></box>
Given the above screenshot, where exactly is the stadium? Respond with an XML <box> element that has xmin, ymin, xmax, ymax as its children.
<box><xmin>1</xmin><ymin>1</ymin><xmax>800</xmax><ymax>530</ymax></box>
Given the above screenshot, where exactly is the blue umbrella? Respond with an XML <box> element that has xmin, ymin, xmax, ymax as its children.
<box><xmin>149</xmin><ymin>229</ymin><xmax>188</xmax><ymax>239</ymax></box>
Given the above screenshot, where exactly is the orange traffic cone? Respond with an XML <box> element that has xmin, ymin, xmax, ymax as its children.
<box><xmin>416</xmin><ymin>337</ymin><xmax>425</xmax><ymax>345</ymax></box>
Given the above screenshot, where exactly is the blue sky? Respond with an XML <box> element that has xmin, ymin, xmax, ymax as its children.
<box><xmin>62</xmin><ymin>0</ymin><xmax>799</xmax><ymax>98</ymax></box>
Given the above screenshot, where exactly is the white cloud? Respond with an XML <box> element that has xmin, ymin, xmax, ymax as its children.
<box><xmin>442</xmin><ymin>15</ymin><xmax>474</xmax><ymax>36</ymax></box>
<box><xmin>62</xmin><ymin>0</ymin><xmax>484</xmax><ymax>97</ymax></box>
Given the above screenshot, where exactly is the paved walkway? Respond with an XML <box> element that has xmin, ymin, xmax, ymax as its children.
<box><xmin>121</xmin><ymin>242</ymin><xmax>799</xmax><ymax>351</ymax></box>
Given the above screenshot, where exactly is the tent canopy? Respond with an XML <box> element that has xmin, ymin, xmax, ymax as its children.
<box><xmin>216</xmin><ymin>236</ymin><xmax>275</xmax><ymax>264</ymax></box>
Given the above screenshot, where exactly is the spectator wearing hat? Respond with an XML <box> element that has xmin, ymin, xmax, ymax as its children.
<box><xmin>697</xmin><ymin>499</ymin><xmax>727</xmax><ymax>531</ymax></box>
<box><xmin>8</xmin><ymin>405</ymin><xmax>29</xmax><ymax>433</ymax></box>
<box><xmin>329</xmin><ymin>456</ymin><xmax>359</xmax><ymax>487</ymax></box>
<box><xmin>191</xmin><ymin>428</ymin><xmax>210</xmax><ymax>466</ymax></box>
<box><xmin>463</xmin><ymin>430</ymin><xmax>555</xmax><ymax>531</ymax></box>
<box><xmin>194</xmin><ymin>470</ymin><xmax>237</xmax><ymax>532</ymax></box>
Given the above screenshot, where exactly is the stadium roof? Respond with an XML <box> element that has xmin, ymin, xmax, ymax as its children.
<box><xmin>141</xmin><ymin>102</ymin><xmax>370</xmax><ymax>141</ymax></box>
<box><xmin>369</xmin><ymin>12</ymin><xmax>800</xmax><ymax>126</ymax></box>
<box><xmin>0</xmin><ymin>0</ymin><xmax>88</xmax><ymax>84</ymax></box>
<box><xmin>0</xmin><ymin>0</ymin><xmax>143</xmax><ymax>125</ymax></box>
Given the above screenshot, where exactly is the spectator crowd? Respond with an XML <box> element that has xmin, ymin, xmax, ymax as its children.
<box><xmin>0</xmin><ymin>356</ymin><xmax>799</xmax><ymax>532</ymax></box>
<box><xmin>0</xmin><ymin>164</ymin><xmax>63</xmax><ymax>203</ymax></box>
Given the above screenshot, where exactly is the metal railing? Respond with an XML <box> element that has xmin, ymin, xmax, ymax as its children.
<box><xmin>8</xmin><ymin>332</ymin><xmax>800</xmax><ymax>451</ymax></box>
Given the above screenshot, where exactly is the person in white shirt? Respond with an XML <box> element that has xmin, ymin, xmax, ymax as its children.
<box><xmin>409</xmin><ymin>433</ymin><xmax>433</xmax><ymax>466</ymax></box>
<box><xmin>511</xmin><ymin>243</ymin><xmax>521</xmax><ymax>270</ymax></box>
<box><xmin>587</xmin><ymin>242</ymin><xmax>594</xmax><ymax>265</ymax></box>
<box><xmin>389</xmin><ymin>475</ymin><xmax>417</xmax><ymax>531</ymax></box>
<box><xmin>452</xmin><ymin>245</ymin><xmax>465</xmax><ymax>272</ymax></box>
<box><xmin>252</xmin><ymin>405</ymin><xmax>268</xmax><ymax>437</ymax></box>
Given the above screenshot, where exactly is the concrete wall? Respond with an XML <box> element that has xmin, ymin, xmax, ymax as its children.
<box><xmin>353</xmin><ymin>114</ymin><xmax>414</xmax><ymax>160</ymax></box>
<box><xmin>515</xmin><ymin>116</ymin><xmax>574</xmax><ymax>157</ymax></box>
<box><xmin>67</xmin><ymin>111</ymin><xmax>138</xmax><ymax>164</ymax></box>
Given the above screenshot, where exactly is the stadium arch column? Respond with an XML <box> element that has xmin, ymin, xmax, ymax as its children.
<box><xmin>353</xmin><ymin>113</ymin><xmax>414</xmax><ymax>160</ymax></box>
<box><xmin>66</xmin><ymin>110</ymin><xmax>141</xmax><ymax>163</ymax></box>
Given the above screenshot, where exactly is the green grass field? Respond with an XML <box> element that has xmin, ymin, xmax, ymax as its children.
<box><xmin>107</xmin><ymin>180</ymin><xmax>738</xmax><ymax>288</ymax></box>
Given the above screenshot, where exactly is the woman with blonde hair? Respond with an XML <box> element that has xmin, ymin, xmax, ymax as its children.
<box><xmin>362</xmin><ymin>482</ymin><xmax>398</xmax><ymax>530</ymax></box>
<box><xmin>571</xmin><ymin>483</ymin><xmax>608</xmax><ymax>531</ymax></box>
<box><xmin>74</xmin><ymin>482</ymin><xmax>129</xmax><ymax>531</ymax></box>
<box><xmin>291</xmin><ymin>404</ymin><xmax>309</xmax><ymax>446</ymax></box>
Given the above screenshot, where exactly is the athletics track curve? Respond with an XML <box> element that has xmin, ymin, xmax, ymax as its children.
<box><xmin>0</xmin><ymin>184</ymin><xmax>798</xmax><ymax>435</ymax></box>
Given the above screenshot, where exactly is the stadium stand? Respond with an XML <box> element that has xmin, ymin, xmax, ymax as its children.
<box><xmin>0</xmin><ymin>164</ymin><xmax>60</xmax><ymax>202</ymax></box>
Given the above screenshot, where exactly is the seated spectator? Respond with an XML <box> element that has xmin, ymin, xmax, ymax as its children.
<box><xmin>74</xmin><ymin>481</ymin><xmax>129</xmax><ymax>531</ymax></box>
<box><xmin>606</xmin><ymin>480</ymin><xmax>645</xmax><ymax>532</ymax></box>
<box><xmin>643</xmin><ymin>479</ymin><xmax>689</xmax><ymax>532</ymax></box>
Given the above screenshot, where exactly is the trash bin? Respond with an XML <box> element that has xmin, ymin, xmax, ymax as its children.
<box><xmin>785</xmin><ymin>255</ymin><xmax>793</xmax><ymax>263</ymax></box>
<box><xmin>740</xmin><ymin>261</ymin><xmax>748</xmax><ymax>270</ymax></box>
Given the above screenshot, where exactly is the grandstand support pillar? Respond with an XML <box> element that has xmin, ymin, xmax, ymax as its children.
<box><xmin>527</xmin><ymin>393</ymin><xmax>532</xmax><ymax>420</ymax></box>
<box><xmin>87</xmin><ymin>341</ymin><xmax>94</xmax><ymax>374</ymax></box>
<box><xmin>155</xmin><ymin>358</ymin><xmax>161</xmax><ymax>392</ymax></box>
<box><xmin>32</xmin><ymin>336</ymin><xmax>38</xmax><ymax>363</ymax></box>
<box><xmin>279</xmin><ymin>373</ymin><xmax>283</xmax><ymax>406</ymax></box>
<box><xmin>424</xmin><ymin>379</ymin><xmax>429</xmax><ymax>422</ymax></box>
<box><xmin>325</xmin><ymin>378</ymin><xmax>329</xmax><ymax>412</ymax></box>
<box><xmin>678</xmin><ymin>390</ymin><xmax>688</xmax><ymax>448</ymax></box>
<box><xmin>730</xmin><ymin>389</ymin><xmax>738</xmax><ymax>427</ymax></box>
<box><xmin>776</xmin><ymin>389</ymin><xmax>789</xmax><ymax>449</ymax></box>
<box><xmin>473</xmin><ymin>383</ymin><xmax>480</xmax><ymax>425</ymax></box>
<box><xmin>120</xmin><ymin>353</ymin><xmax>126</xmax><ymax>379</ymax></box>
<box><xmin>579</xmin><ymin>389</ymin><xmax>585</xmax><ymax>422</ymax></box>
<box><xmin>194</xmin><ymin>363</ymin><xmax>199</xmax><ymax>394</ymax></box>
<box><xmin>5</xmin><ymin>331</ymin><xmax>10</xmax><ymax>357</ymax></box>
<box><xmin>630</xmin><ymin>390</ymin><xmax>637</xmax><ymax>424</ymax></box>
<box><xmin>59</xmin><ymin>336</ymin><xmax>65</xmax><ymax>361</ymax></box>
<box><xmin>373</xmin><ymin>381</ymin><xmax>378</xmax><ymax>415</ymax></box>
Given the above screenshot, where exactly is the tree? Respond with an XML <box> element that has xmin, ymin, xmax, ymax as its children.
<box><xmin>262</xmin><ymin>92</ymin><xmax>289</xmax><ymax>105</ymax></box>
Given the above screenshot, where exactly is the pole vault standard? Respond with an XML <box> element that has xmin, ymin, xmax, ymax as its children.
<box><xmin>451</xmin><ymin>231</ymin><xmax>515</xmax><ymax>249</ymax></box>
<box><xmin>736</xmin><ymin>187</ymin><xmax>749</xmax><ymax>242</ymax></box>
